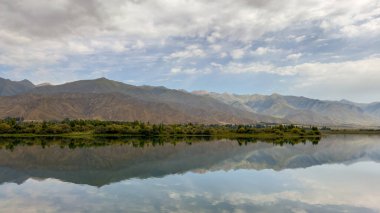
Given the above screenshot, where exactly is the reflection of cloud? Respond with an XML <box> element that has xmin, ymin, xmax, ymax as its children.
<box><xmin>162</xmin><ymin>163</ymin><xmax>380</xmax><ymax>212</ymax></box>
<box><xmin>0</xmin><ymin>136</ymin><xmax>380</xmax><ymax>212</ymax></box>
<box><xmin>1</xmin><ymin>161</ymin><xmax>379</xmax><ymax>212</ymax></box>
<box><xmin>288</xmin><ymin>162</ymin><xmax>380</xmax><ymax>211</ymax></box>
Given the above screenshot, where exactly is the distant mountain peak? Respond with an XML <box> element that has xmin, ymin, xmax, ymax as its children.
<box><xmin>36</xmin><ymin>83</ymin><xmax>52</xmax><ymax>87</ymax></box>
<box><xmin>271</xmin><ymin>93</ymin><xmax>281</xmax><ymax>96</ymax></box>
<box><xmin>1</xmin><ymin>76</ymin><xmax>380</xmax><ymax>126</ymax></box>
<box><xmin>96</xmin><ymin>77</ymin><xmax>109</xmax><ymax>81</ymax></box>
<box><xmin>0</xmin><ymin>77</ymin><xmax>35</xmax><ymax>96</ymax></box>
<box><xmin>192</xmin><ymin>90</ymin><xmax>210</xmax><ymax>95</ymax></box>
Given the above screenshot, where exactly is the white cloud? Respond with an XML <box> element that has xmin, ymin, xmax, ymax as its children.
<box><xmin>170</xmin><ymin>67</ymin><xmax>211</xmax><ymax>75</ymax></box>
<box><xmin>220</xmin><ymin>52</ymin><xmax>228</xmax><ymax>58</ymax></box>
<box><xmin>166</xmin><ymin>45</ymin><xmax>206</xmax><ymax>60</ymax></box>
<box><xmin>132</xmin><ymin>40</ymin><xmax>145</xmax><ymax>50</ymax></box>
<box><xmin>0</xmin><ymin>0</ymin><xmax>379</xmax><ymax>100</ymax></box>
<box><xmin>217</xmin><ymin>57</ymin><xmax>380</xmax><ymax>101</ymax></box>
<box><xmin>207</xmin><ymin>31</ymin><xmax>222</xmax><ymax>43</ymax></box>
<box><xmin>251</xmin><ymin>47</ymin><xmax>279</xmax><ymax>55</ymax></box>
<box><xmin>286</xmin><ymin>57</ymin><xmax>380</xmax><ymax>101</ymax></box>
<box><xmin>209</xmin><ymin>44</ymin><xmax>222</xmax><ymax>52</ymax></box>
<box><xmin>295</xmin><ymin>35</ymin><xmax>306</xmax><ymax>42</ymax></box>
<box><xmin>221</xmin><ymin>62</ymin><xmax>277</xmax><ymax>74</ymax></box>
<box><xmin>230</xmin><ymin>48</ymin><xmax>246</xmax><ymax>59</ymax></box>
<box><xmin>67</xmin><ymin>41</ymin><xmax>94</xmax><ymax>54</ymax></box>
<box><xmin>340</xmin><ymin>17</ymin><xmax>380</xmax><ymax>38</ymax></box>
<box><xmin>286</xmin><ymin>53</ymin><xmax>303</xmax><ymax>61</ymax></box>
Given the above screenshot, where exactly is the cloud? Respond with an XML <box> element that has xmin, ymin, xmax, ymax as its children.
<box><xmin>170</xmin><ymin>67</ymin><xmax>211</xmax><ymax>75</ymax></box>
<box><xmin>294</xmin><ymin>35</ymin><xmax>306</xmax><ymax>43</ymax></box>
<box><xmin>286</xmin><ymin>53</ymin><xmax>303</xmax><ymax>61</ymax></box>
<box><xmin>251</xmin><ymin>47</ymin><xmax>279</xmax><ymax>55</ymax></box>
<box><xmin>166</xmin><ymin>45</ymin><xmax>206</xmax><ymax>60</ymax></box>
<box><xmin>215</xmin><ymin>56</ymin><xmax>380</xmax><ymax>101</ymax></box>
<box><xmin>340</xmin><ymin>17</ymin><xmax>380</xmax><ymax>38</ymax></box>
<box><xmin>220</xmin><ymin>62</ymin><xmax>278</xmax><ymax>74</ymax></box>
<box><xmin>287</xmin><ymin>57</ymin><xmax>380</xmax><ymax>101</ymax></box>
<box><xmin>0</xmin><ymin>0</ymin><xmax>379</xmax><ymax>101</ymax></box>
<box><xmin>230</xmin><ymin>49</ymin><xmax>246</xmax><ymax>59</ymax></box>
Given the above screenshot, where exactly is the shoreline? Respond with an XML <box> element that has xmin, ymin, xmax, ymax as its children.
<box><xmin>1</xmin><ymin>130</ymin><xmax>379</xmax><ymax>138</ymax></box>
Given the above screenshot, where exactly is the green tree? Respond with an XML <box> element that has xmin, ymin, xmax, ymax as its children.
<box><xmin>0</xmin><ymin>123</ymin><xmax>11</xmax><ymax>133</ymax></box>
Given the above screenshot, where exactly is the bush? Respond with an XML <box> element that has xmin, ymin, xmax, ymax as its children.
<box><xmin>0</xmin><ymin>123</ymin><xmax>11</xmax><ymax>133</ymax></box>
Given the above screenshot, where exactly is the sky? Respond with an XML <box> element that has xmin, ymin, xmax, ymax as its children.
<box><xmin>0</xmin><ymin>0</ymin><xmax>379</xmax><ymax>102</ymax></box>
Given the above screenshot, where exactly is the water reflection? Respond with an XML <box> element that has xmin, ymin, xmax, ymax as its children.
<box><xmin>0</xmin><ymin>136</ymin><xmax>322</xmax><ymax>186</ymax></box>
<box><xmin>0</xmin><ymin>136</ymin><xmax>320</xmax><ymax>151</ymax></box>
<box><xmin>0</xmin><ymin>135</ymin><xmax>379</xmax><ymax>212</ymax></box>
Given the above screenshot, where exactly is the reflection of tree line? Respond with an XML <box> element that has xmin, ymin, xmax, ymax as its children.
<box><xmin>236</xmin><ymin>137</ymin><xmax>320</xmax><ymax>146</ymax></box>
<box><xmin>0</xmin><ymin>118</ymin><xmax>321</xmax><ymax>136</ymax></box>
<box><xmin>0</xmin><ymin>136</ymin><xmax>321</xmax><ymax>151</ymax></box>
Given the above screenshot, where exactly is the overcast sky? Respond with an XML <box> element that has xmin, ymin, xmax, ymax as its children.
<box><xmin>0</xmin><ymin>0</ymin><xmax>379</xmax><ymax>102</ymax></box>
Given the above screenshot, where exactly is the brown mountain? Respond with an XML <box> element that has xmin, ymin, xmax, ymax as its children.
<box><xmin>1</xmin><ymin>77</ymin><xmax>379</xmax><ymax>126</ymax></box>
<box><xmin>203</xmin><ymin>92</ymin><xmax>380</xmax><ymax>126</ymax></box>
<box><xmin>0</xmin><ymin>78</ymin><xmax>280</xmax><ymax>123</ymax></box>
<box><xmin>0</xmin><ymin>77</ymin><xmax>35</xmax><ymax>96</ymax></box>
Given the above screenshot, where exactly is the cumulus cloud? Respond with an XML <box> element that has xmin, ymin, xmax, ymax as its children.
<box><xmin>286</xmin><ymin>53</ymin><xmax>303</xmax><ymax>61</ymax></box>
<box><xmin>166</xmin><ymin>45</ymin><xmax>206</xmax><ymax>60</ymax></box>
<box><xmin>287</xmin><ymin>57</ymin><xmax>380</xmax><ymax>101</ymax></box>
<box><xmin>230</xmin><ymin>49</ymin><xmax>246</xmax><ymax>59</ymax></box>
<box><xmin>217</xmin><ymin>57</ymin><xmax>380</xmax><ymax>102</ymax></box>
<box><xmin>0</xmin><ymin>0</ymin><xmax>379</xmax><ymax>100</ymax></box>
<box><xmin>220</xmin><ymin>62</ymin><xmax>278</xmax><ymax>74</ymax></box>
<box><xmin>1</xmin><ymin>0</ymin><xmax>378</xmax><ymax>59</ymax></box>
<box><xmin>170</xmin><ymin>67</ymin><xmax>211</xmax><ymax>75</ymax></box>
<box><xmin>251</xmin><ymin>47</ymin><xmax>280</xmax><ymax>55</ymax></box>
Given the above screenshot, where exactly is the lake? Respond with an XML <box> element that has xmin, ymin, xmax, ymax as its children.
<box><xmin>0</xmin><ymin>135</ymin><xmax>379</xmax><ymax>212</ymax></box>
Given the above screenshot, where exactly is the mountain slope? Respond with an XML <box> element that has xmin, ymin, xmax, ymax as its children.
<box><xmin>16</xmin><ymin>78</ymin><xmax>280</xmax><ymax>123</ymax></box>
<box><xmin>0</xmin><ymin>93</ymin><xmax>272</xmax><ymax>123</ymax></box>
<box><xmin>363</xmin><ymin>102</ymin><xmax>380</xmax><ymax>119</ymax></box>
<box><xmin>0</xmin><ymin>77</ymin><xmax>379</xmax><ymax>125</ymax></box>
<box><xmin>203</xmin><ymin>93</ymin><xmax>379</xmax><ymax>126</ymax></box>
<box><xmin>0</xmin><ymin>77</ymin><xmax>35</xmax><ymax>96</ymax></box>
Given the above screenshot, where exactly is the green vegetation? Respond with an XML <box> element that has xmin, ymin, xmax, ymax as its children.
<box><xmin>0</xmin><ymin>118</ymin><xmax>321</xmax><ymax>138</ymax></box>
<box><xmin>0</xmin><ymin>136</ymin><xmax>320</xmax><ymax>151</ymax></box>
<box><xmin>321</xmin><ymin>129</ymin><xmax>380</xmax><ymax>134</ymax></box>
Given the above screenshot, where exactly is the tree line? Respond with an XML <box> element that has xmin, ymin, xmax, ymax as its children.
<box><xmin>0</xmin><ymin>118</ymin><xmax>321</xmax><ymax>136</ymax></box>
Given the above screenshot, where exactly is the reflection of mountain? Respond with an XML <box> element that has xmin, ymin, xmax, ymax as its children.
<box><xmin>0</xmin><ymin>135</ymin><xmax>379</xmax><ymax>187</ymax></box>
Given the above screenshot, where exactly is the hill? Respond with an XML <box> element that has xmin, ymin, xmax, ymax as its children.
<box><xmin>201</xmin><ymin>92</ymin><xmax>380</xmax><ymax>126</ymax></box>
<box><xmin>0</xmin><ymin>78</ymin><xmax>280</xmax><ymax>124</ymax></box>
<box><xmin>0</xmin><ymin>77</ymin><xmax>379</xmax><ymax>126</ymax></box>
<box><xmin>0</xmin><ymin>77</ymin><xmax>35</xmax><ymax>96</ymax></box>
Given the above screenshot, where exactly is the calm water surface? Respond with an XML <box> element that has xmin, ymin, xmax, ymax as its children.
<box><xmin>0</xmin><ymin>135</ymin><xmax>380</xmax><ymax>212</ymax></box>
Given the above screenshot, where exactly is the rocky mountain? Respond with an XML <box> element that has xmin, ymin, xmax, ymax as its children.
<box><xmin>0</xmin><ymin>78</ymin><xmax>279</xmax><ymax>124</ymax></box>
<box><xmin>0</xmin><ymin>77</ymin><xmax>35</xmax><ymax>96</ymax></box>
<box><xmin>363</xmin><ymin>102</ymin><xmax>380</xmax><ymax>119</ymax></box>
<box><xmin>200</xmin><ymin>92</ymin><xmax>380</xmax><ymax>126</ymax></box>
<box><xmin>0</xmin><ymin>77</ymin><xmax>379</xmax><ymax>126</ymax></box>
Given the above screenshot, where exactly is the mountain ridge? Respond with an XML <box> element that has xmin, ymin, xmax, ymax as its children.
<box><xmin>201</xmin><ymin>92</ymin><xmax>380</xmax><ymax>126</ymax></box>
<box><xmin>0</xmin><ymin>78</ymin><xmax>281</xmax><ymax>124</ymax></box>
<box><xmin>0</xmin><ymin>77</ymin><xmax>379</xmax><ymax>126</ymax></box>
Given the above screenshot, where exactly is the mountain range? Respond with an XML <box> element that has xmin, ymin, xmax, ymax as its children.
<box><xmin>0</xmin><ymin>77</ymin><xmax>379</xmax><ymax>127</ymax></box>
